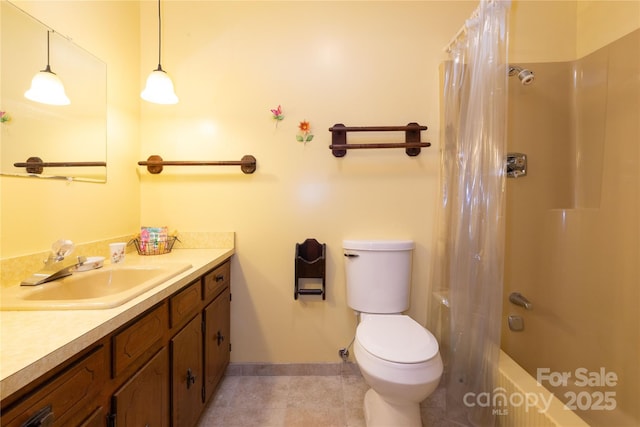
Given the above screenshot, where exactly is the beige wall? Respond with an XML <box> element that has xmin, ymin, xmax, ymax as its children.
<box><xmin>576</xmin><ymin>0</ymin><xmax>640</xmax><ymax>57</ymax></box>
<box><xmin>509</xmin><ymin>0</ymin><xmax>640</xmax><ymax>63</ymax></box>
<box><xmin>509</xmin><ymin>0</ymin><xmax>577</xmax><ymax>63</ymax></box>
<box><xmin>138</xmin><ymin>0</ymin><xmax>476</xmax><ymax>364</ymax></box>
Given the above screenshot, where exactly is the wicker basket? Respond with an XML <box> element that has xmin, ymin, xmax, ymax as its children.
<box><xmin>130</xmin><ymin>236</ymin><xmax>178</xmax><ymax>256</ymax></box>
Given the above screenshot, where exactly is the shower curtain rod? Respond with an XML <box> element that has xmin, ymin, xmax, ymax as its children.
<box><xmin>444</xmin><ymin>2</ymin><xmax>481</xmax><ymax>52</ymax></box>
<box><xmin>444</xmin><ymin>25</ymin><xmax>468</xmax><ymax>53</ymax></box>
<box><xmin>443</xmin><ymin>0</ymin><xmax>509</xmax><ymax>53</ymax></box>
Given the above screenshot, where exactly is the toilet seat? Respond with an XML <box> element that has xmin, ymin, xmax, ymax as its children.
<box><xmin>357</xmin><ymin>315</ymin><xmax>439</xmax><ymax>364</ymax></box>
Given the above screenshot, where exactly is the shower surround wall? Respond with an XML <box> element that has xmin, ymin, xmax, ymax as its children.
<box><xmin>502</xmin><ymin>29</ymin><xmax>639</xmax><ymax>427</ymax></box>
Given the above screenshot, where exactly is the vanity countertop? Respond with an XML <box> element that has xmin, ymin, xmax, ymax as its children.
<box><xmin>0</xmin><ymin>247</ymin><xmax>234</xmax><ymax>401</ymax></box>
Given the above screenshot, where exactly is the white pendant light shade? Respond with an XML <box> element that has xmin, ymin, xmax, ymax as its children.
<box><xmin>141</xmin><ymin>68</ymin><xmax>178</xmax><ymax>104</ymax></box>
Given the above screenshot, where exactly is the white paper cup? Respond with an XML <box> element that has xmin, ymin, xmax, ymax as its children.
<box><xmin>109</xmin><ymin>242</ymin><xmax>126</xmax><ymax>264</ymax></box>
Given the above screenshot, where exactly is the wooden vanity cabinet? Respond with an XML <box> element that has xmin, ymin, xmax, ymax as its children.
<box><xmin>0</xmin><ymin>258</ymin><xmax>232</xmax><ymax>427</ymax></box>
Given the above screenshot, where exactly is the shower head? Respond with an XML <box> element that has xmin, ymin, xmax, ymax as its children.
<box><xmin>509</xmin><ymin>65</ymin><xmax>535</xmax><ymax>85</ymax></box>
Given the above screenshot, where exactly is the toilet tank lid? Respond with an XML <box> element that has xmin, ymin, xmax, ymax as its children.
<box><xmin>356</xmin><ymin>315</ymin><xmax>439</xmax><ymax>363</ymax></box>
<box><xmin>342</xmin><ymin>240</ymin><xmax>414</xmax><ymax>251</ymax></box>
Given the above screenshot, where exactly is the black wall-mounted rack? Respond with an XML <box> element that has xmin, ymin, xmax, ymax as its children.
<box><xmin>294</xmin><ymin>239</ymin><xmax>326</xmax><ymax>300</ymax></box>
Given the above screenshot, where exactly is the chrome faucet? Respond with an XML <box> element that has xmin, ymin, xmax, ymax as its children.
<box><xmin>509</xmin><ymin>292</ymin><xmax>533</xmax><ymax>310</ymax></box>
<box><xmin>20</xmin><ymin>240</ymin><xmax>87</xmax><ymax>286</ymax></box>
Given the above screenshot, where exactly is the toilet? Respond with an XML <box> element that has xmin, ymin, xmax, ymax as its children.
<box><xmin>343</xmin><ymin>240</ymin><xmax>443</xmax><ymax>427</ymax></box>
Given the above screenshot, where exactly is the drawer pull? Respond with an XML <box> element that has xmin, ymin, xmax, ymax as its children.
<box><xmin>21</xmin><ymin>405</ymin><xmax>54</xmax><ymax>427</ymax></box>
<box><xmin>215</xmin><ymin>274</ymin><xmax>225</xmax><ymax>282</ymax></box>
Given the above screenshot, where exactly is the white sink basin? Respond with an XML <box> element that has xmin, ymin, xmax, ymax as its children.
<box><xmin>0</xmin><ymin>263</ymin><xmax>192</xmax><ymax>310</ymax></box>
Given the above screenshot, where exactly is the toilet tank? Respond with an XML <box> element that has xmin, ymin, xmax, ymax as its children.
<box><xmin>343</xmin><ymin>240</ymin><xmax>414</xmax><ymax>313</ymax></box>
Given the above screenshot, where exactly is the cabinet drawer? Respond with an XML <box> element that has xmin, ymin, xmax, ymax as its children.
<box><xmin>202</xmin><ymin>261</ymin><xmax>230</xmax><ymax>304</ymax></box>
<box><xmin>112</xmin><ymin>303</ymin><xmax>168</xmax><ymax>378</ymax></box>
<box><xmin>2</xmin><ymin>345</ymin><xmax>106</xmax><ymax>427</ymax></box>
<box><xmin>170</xmin><ymin>280</ymin><xmax>201</xmax><ymax>328</ymax></box>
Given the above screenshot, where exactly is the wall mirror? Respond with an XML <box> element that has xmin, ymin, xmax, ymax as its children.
<box><xmin>0</xmin><ymin>0</ymin><xmax>107</xmax><ymax>183</ymax></box>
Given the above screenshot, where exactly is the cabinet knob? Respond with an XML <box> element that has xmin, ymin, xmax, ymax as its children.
<box><xmin>215</xmin><ymin>274</ymin><xmax>225</xmax><ymax>282</ymax></box>
<box><xmin>186</xmin><ymin>368</ymin><xmax>197</xmax><ymax>389</ymax></box>
<box><xmin>216</xmin><ymin>330</ymin><xmax>225</xmax><ymax>346</ymax></box>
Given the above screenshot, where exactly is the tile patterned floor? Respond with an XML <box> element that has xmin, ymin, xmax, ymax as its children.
<box><xmin>196</xmin><ymin>374</ymin><xmax>454</xmax><ymax>427</ymax></box>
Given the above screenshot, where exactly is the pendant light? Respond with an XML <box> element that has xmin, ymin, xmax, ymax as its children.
<box><xmin>24</xmin><ymin>31</ymin><xmax>70</xmax><ymax>106</ymax></box>
<box><xmin>141</xmin><ymin>0</ymin><xmax>178</xmax><ymax>104</ymax></box>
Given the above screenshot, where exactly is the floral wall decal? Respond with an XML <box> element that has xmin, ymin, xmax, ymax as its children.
<box><xmin>270</xmin><ymin>105</ymin><xmax>284</xmax><ymax>126</ymax></box>
<box><xmin>297</xmin><ymin>120</ymin><xmax>314</xmax><ymax>143</ymax></box>
<box><xmin>0</xmin><ymin>111</ymin><xmax>11</xmax><ymax>123</ymax></box>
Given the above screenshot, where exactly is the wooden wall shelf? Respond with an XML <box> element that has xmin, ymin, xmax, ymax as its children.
<box><xmin>328</xmin><ymin>123</ymin><xmax>430</xmax><ymax>157</ymax></box>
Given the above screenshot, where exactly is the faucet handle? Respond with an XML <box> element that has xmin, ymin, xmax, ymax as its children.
<box><xmin>51</xmin><ymin>239</ymin><xmax>75</xmax><ymax>260</ymax></box>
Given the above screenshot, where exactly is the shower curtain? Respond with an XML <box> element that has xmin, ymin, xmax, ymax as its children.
<box><xmin>438</xmin><ymin>1</ymin><xmax>510</xmax><ymax>425</ymax></box>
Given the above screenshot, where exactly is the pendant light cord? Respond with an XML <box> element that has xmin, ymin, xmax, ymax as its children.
<box><xmin>43</xmin><ymin>31</ymin><xmax>52</xmax><ymax>72</ymax></box>
<box><xmin>46</xmin><ymin>31</ymin><xmax>50</xmax><ymax>66</ymax></box>
<box><xmin>156</xmin><ymin>0</ymin><xmax>163</xmax><ymax>71</ymax></box>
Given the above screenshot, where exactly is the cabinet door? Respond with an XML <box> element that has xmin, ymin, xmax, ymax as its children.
<box><xmin>111</xmin><ymin>347</ymin><xmax>169</xmax><ymax>427</ymax></box>
<box><xmin>203</xmin><ymin>287</ymin><xmax>231</xmax><ymax>403</ymax></box>
<box><xmin>171</xmin><ymin>315</ymin><xmax>203</xmax><ymax>427</ymax></box>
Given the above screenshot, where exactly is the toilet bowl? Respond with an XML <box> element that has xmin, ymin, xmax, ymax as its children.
<box><xmin>343</xmin><ymin>240</ymin><xmax>443</xmax><ymax>426</ymax></box>
<box><xmin>354</xmin><ymin>314</ymin><xmax>443</xmax><ymax>426</ymax></box>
